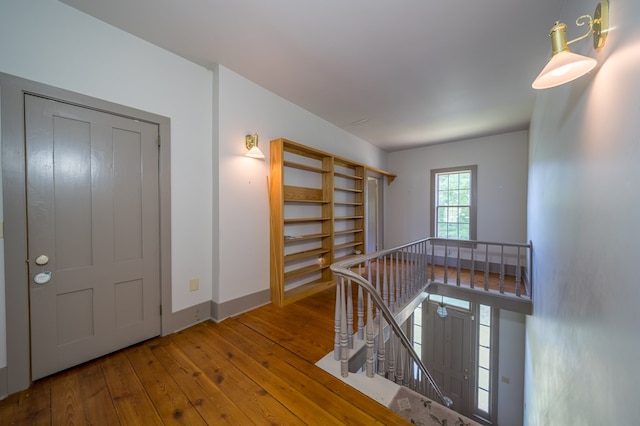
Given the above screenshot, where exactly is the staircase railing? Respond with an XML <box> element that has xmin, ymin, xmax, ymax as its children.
<box><xmin>330</xmin><ymin>237</ymin><xmax>532</xmax><ymax>408</ymax></box>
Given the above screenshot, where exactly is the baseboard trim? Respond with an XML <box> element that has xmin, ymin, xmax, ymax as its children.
<box><xmin>170</xmin><ymin>289</ymin><xmax>272</xmax><ymax>330</ymax></box>
<box><xmin>211</xmin><ymin>289</ymin><xmax>271</xmax><ymax>322</ymax></box>
<box><xmin>0</xmin><ymin>366</ymin><xmax>8</xmax><ymax>401</ymax></box>
<box><xmin>170</xmin><ymin>301</ymin><xmax>211</xmax><ymax>332</ymax></box>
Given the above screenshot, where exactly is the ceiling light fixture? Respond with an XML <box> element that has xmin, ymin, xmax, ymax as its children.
<box><xmin>245</xmin><ymin>133</ymin><xmax>265</xmax><ymax>159</ymax></box>
<box><xmin>532</xmin><ymin>1</ymin><xmax>609</xmax><ymax>89</ymax></box>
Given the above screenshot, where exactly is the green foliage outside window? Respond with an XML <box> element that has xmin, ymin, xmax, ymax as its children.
<box><xmin>435</xmin><ymin>171</ymin><xmax>472</xmax><ymax>239</ymax></box>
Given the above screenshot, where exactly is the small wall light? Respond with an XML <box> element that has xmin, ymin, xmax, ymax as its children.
<box><xmin>245</xmin><ymin>133</ymin><xmax>265</xmax><ymax>159</ymax></box>
<box><xmin>532</xmin><ymin>1</ymin><xmax>609</xmax><ymax>89</ymax></box>
<box><xmin>436</xmin><ymin>303</ymin><xmax>448</xmax><ymax>318</ymax></box>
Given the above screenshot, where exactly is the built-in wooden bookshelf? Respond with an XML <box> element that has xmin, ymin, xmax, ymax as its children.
<box><xmin>269</xmin><ymin>138</ymin><xmax>396</xmax><ymax>306</ymax></box>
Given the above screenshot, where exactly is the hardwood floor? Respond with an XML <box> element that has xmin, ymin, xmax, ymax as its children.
<box><xmin>0</xmin><ymin>287</ymin><xmax>410</xmax><ymax>425</ymax></box>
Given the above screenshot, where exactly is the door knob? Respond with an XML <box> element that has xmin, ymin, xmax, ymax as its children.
<box><xmin>35</xmin><ymin>254</ymin><xmax>49</xmax><ymax>266</ymax></box>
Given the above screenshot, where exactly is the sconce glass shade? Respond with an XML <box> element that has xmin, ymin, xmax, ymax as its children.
<box><xmin>436</xmin><ymin>304</ymin><xmax>448</xmax><ymax>318</ymax></box>
<box><xmin>532</xmin><ymin>50</ymin><xmax>597</xmax><ymax>89</ymax></box>
<box><xmin>246</xmin><ymin>145</ymin><xmax>265</xmax><ymax>159</ymax></box>
<box><xmin>245</xmin><ymin>134</ymin><xmax>265</xmax><ymax>159</ymax></box>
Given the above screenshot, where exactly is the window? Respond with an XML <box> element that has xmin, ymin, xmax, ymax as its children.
<box><xmin>430</xmin><ymin>166</ymin><xmax>477</xmax><ymax>240</ymax></box>
<box><xmin>476</xmin><ymin>304</ymin><xmax>492</xmax><ymax>415</ymax></box>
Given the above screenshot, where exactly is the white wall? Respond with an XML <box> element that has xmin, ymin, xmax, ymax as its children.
<box><xmin>386</xmin><ymin>131</ymin><xmax>529</xmax><ymax>246</ymax></box>
<box><xmin>0</xmin><ymin>2</ymin><xmax>391</xmax><ymax>370</ymax></box>
<box><xmin>0</xmin><ymin>91</ymin><xmax>5</xmax><ymax>368</ymax></box>
<box><xmin>498</xmin><ymin>310</ymin><xmax>525</xmax><ymax>426</ymax></box>
<box><xmin>526</xmin><ymin>0</ymin><xmax>640</xmax><ymax>424</ymax></box>
<box><xmin>216</xmin><ymin>66</ymin><xmax>388</xmax><ymax>303</ymax></box>
<box><xmin>0</xmin><ymin>0</ymin><xmax>214</xmax><ymax>367</ymax></box>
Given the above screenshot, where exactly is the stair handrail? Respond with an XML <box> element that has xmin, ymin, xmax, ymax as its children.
<box><xmin>330</xmin><ymin>236</ymin><xmax>533</xmax><ymax>409</ymax></box>
<box><xmin>331</xmin><ymin>259</ymin><xmax>453</xmax><ymax>407</ymax></box>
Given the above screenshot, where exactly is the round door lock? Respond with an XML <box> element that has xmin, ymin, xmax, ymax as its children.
<box><xmin>34</xmin><ymin>271</ymin><xmax>52</xmax><ymax>285</ymax></box>
<box><xmin>35</xmin><ymin>255</ymin><xmax>49</xmax><ymax>266</ymax></box>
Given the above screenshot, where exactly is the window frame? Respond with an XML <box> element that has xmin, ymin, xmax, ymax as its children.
<box><xmin>430</xmin><ymin>165</ymin><xmax>478</xmax><ymax>240</ymax></box>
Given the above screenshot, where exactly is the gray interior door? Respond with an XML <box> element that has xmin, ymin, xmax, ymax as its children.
<box><xmin>25</xmin><ymin>94</ymin><xmax>161</xmax><ymax>380</ymax></box>
<box><xmin>423</xmin><ymin>303</ymin><xmax>473</xmax><ymax>416</ymax></box>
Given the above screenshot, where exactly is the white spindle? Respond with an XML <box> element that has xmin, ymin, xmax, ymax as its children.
<box><xmin>377</xmin><ymin>315</ymin><xmax>385</xmax><ymax>375</ymax></box>
<box><xmin>516</xmin><ymin>246</ymin><xmax>522</xmax><ymax>297</ymax></box>
<box><xmin>339</xmin><ymin>278</ymin><xmax>349</xmax><ymax>378</ymax></box>
<box><xmin>484</xmin><ymin>243</ymin><xmax>490</xmax><ymax>290</ymax></box>
<box><xmin>456</xmin><ymin>242</ymin><xmax>461</xmax><ymax>286</ymax></box>
<box><xmin>333</xmin><ymin>283</ymin><xmax>341</xmax><ymax>360</ymax></box>
<box><xmin>375</xmin><ymin>258</ymin><xmax>380</xmax><ymax>323</ymax></box>
<box><xmin>383</xmin><ymin>256</ymin><xmax>389</xmax><ymax>309</ymax></box>
<box><xmin>357</xmin><ymin>281</ymin><xmax>364</xmax><ymax>340</ymax></box>
<box><xmin>347</xmin><ymin>279</ymin><xmax>353</xmax><ymax>348</ymax></box>
<box><xmin>470</xmin><ymin>244</ymin><xmax>476</xmax><ymax>288</ymax></box>
<box><xmin>499</xmin><ymin>245</ymin><xmax>505</xmax><ymax>293</ymax></box>
<box><xmin>396</xmin><ymin>337</ymin><xmax>404</xmax><ymax>384</ymax></box>
<box><xmin>444</xmin><ymin>240</ymin><xmax>449</xmax><ymax>283</ymax></box>
<box><xmin>365</xmin><ymin>292</ymin><xmax>374</xmax><ymax>378</ymax></box>
<box><xmin>387</xmin><ymin>333</ymin><xmax>396</xmax><ymax>382</ymax></box>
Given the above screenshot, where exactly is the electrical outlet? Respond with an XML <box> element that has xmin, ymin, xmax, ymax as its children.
<box><xmin>189</xmin><ymin>278</ymin><xmax>199</xmax><ymax>292</ymax></box>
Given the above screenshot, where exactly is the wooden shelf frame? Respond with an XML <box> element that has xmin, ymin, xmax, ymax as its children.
<box><xmin>269</xmin><ymin>138</ymin><xmax>395</xmax><ymax>306</ymax></box>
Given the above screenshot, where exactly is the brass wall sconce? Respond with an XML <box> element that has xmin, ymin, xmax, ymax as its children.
<box><xmin>245</xmin><ymin>133</ymin><xmax>265</xmax><ymax>159</ymax></box>
<box><xmin>532</xmin><ymin>1</ymin><xmax>609</xmax><ymax>89</ymax></box>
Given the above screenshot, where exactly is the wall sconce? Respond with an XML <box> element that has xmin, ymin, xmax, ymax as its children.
<box><xmin>532</xmin><ymin>1</ymin><xmax>609</xmax><ymax>89</ymax></box>
<box><xmin>245</xmin><ymin>133</ymin><xmax>265</xmax><ymax>159</ymax></box>
<box><xmin>436</xmin><ymin>303</ymin><xmax>448</xmax><ymax>318</ymax></box>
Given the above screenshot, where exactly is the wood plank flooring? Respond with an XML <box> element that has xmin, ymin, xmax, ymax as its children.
<box><xmin>0</xmin><ymin>287</ymin><xmax>410</xmax><ymax>425</ymax></box>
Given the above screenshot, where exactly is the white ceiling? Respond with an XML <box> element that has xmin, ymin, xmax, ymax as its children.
<box><xmin>60</xmin><ymin>0</ymin><xmax>565</xmax><ymax>151</ymax></box>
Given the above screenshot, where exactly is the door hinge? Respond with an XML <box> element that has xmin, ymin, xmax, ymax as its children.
<box><xmin>160</xmin><ymin>304</ymin><xmax>163</xmax><ymax>316</ymax></box>
<box><xmin>157</xmin><ymin>135</ymin><xmax>161</xmax><ymax>147</ymax></box>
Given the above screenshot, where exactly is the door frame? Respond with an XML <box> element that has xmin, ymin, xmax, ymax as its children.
<box><xmin>1</xmin><ymin>72</ymin><xmax>173</xmax><ymax>394</ymax></box>
<box><xmin>365</xmin><ymin>173</ymin><xmax>384</xmax><ymax>253</ymax></box>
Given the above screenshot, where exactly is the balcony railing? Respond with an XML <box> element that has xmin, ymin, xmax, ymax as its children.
<box><xmin>330</xmin><ymin>237</ymin><xmax>532</xmax><ymax>408</ymax></box>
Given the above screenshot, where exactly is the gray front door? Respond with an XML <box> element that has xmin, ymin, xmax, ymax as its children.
<box><xmin>25</xmin><ymin>94</ymin><xmax>161</xmax><ymax>380</ymax></box>
<box><xmin>424</xmin><ymin>302</ymin><xmax>473</xmax><ymax>416</ymax></box>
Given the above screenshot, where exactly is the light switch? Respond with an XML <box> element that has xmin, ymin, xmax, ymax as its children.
<box><xmin>189</xmin><ymin>278</ymin><xmax>199</xmax><ymax>292</ymax></box>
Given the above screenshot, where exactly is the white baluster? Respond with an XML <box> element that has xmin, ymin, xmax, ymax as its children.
<box><xmin>470</xmin><ymin>243</ymin><xmax>476</xmax><ymax>289</ymax></box>
<box><xmin>387</xmin><ymin>333</ymin><xmax>396</xmax><ymax>382</ymax></box>
<box><xmin>347</xmin><ymin>278</ymin><xmax>353</xmax><ymax>348</ymax></box>
<box><xmin>500</xmin><ymin>245</ymin><xmax>505</xmax><ymax>293</ymax></box>
<box><xmin>430</xmin><ymin>241</ymin><xmax>435</xmax><ymax>281</ymax></box>
<box><xmin>357</xmin><ymin>280</ymin><xmax>364</xmax><ymax>340</ymax></box>
<box><xmin>340</xmin><ymin>278</ymin><xmax>349</xmax><ymax>378</ymax></box>
<box><xmin>375</xmin><ymin>258</ymin><xmax>381</xmax><ymax>324</ymax></box>
<box><xmin>396</xmin><ymin>337</ymin><xmax>404</xmax><ymax>385</ymax></box>
<box><xmin>484</xmin><ymin>243</ymin><xmax>490</xmax><ymax>291</ymax></box>
<box><xmin>456</xmin><ymin>242</ymin><xmax>461</xmax><ymax>286</ymax></box>
<box><xmin>365</xmin><ymin>293</ymin><xmax>374</xmax><ymax>378</ymax></box>
<box><xmin>404</xmin><ymin>349</ymin><xmax>411</xmax><ymax>387</ymax></box>
<box><xmin>389</xmin><ymin>253</ymin><xmax>395</xmax><ymax>312</ymax></box>
<box><xmin>383</xmin><ymin>256</ymin><xmax>389</xmax><ymax>309</ymax></box>
<box><xmin>516</xmin><ymin>246</ymin><xmax>522</xmax><ymax>297</ymax></box>
<box><xmin>377</xmin><ymin>315</ymin><xmax>385</xmax><ymax>375</ymax></box>
<box><xmin>334</xmin><ymin>282</ymin><xmax>341</xmax><ymax>360</ymax></box>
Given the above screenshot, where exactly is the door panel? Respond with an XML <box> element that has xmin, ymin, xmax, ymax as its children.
<box><xmin>424</xmin><ymin>303</ymin><xmax>472</xmax><ymax>416</ymax></box>
<box><xmin>26</xmin><ymin>94</ymin><xmax>161</xmax><ymax>380</ymax></box>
